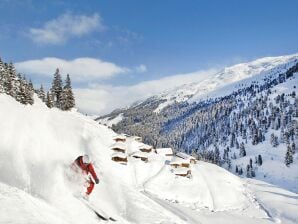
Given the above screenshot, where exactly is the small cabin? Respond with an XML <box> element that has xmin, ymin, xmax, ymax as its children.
<box><xmin>111</xmin><ymin>152</ymin><xmax>127</xmax><ymax>164</ymax></box>
<box><xmin>155</xmin><ymin>148</ymin><xmax>174</xmax><ymax>157</ymax></box>
<box><xmin>138</xmin><ymin>144</ymin><xmax>153</xmax><ymax>153</ymax></box>
<box><xmin>132</xmin><ymin>151</ymin><xmax>149</xmax><ymax>162</ymax></box>
<box><xmin>169</xmin><ymin>157</ymin><xmax>190</xmax><ymax>168</ymax></box>
<box><xmin>174</xmin><ymin>168</ymin><xmax>192</xmax><ymax>177</ymax></box>
<box><xmin>110</xmin><ymin>142</ymin><xmax>126</xmax><ymax>153</ymax></box>
<box><xmin>176</xmin><ymin>152</ymin><xmax>197</xmax><ymax>164</ymax></box>
<box><xmin>113</xmin><ymin>134</ymin><xmax>127</xmax><ymax>143</ymax></box>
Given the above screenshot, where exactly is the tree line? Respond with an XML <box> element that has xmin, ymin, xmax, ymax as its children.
<box><xmin>0</xmin><ymin>57</ymin><xmax>75</xmax><ymax>111</ymax></box>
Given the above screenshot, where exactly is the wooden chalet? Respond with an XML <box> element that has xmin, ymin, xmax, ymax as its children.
<box><xmin>138</xmin><ymin>144</ymin><xmax>153</xmax><ymax>153</ymax></box>
<box><xmin>176</xmin><ymin>152</ymin><xmax>197</xmax><ymax>164</ymax></box>
<box><xmin>169</xmin><ymin>157</ymin><xmax>190</xmax><ymax>168</ymax></box>
<box><xmin>113</xmin><ymin>134</ymin><xmax>127</xmax><ymax>142</ymax></box>
<box><xmin>111</xmin><ymin>152</ymin><xmax>127</xmax><ymax>164</ymax></box>
<box><xmin>132</xmin><ymin>151</ymin><xmax>149</xmax><ymax>162</ymax></box>
<box><xmin>110</xmin><ymin>142</ymin><xmax>126</xmax><ymax>153</ymax></box>
<box><xmin>155</xmin><ymin>148</ymin><xmax>174</xmax><ymax>157</ymax></box>
<box><xmin>174</xmin><ymin>168</ymin><xmax>192</xmax><ymax>177</ymax></box>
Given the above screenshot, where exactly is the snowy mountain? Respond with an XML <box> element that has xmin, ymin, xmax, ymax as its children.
<box><xmin>99</xmin><ymin>54</ymin><xmax>298</xmax><ymax>193</ymax></box>
<box><xmin>140</xmin><ymin>54</ymin><xmax>298</xmax><ymax>113</ymax></box>
<box><xmin>1</xmin><ymin>93</ymin><xmax>298</xmax><ymax>223</ymax></box>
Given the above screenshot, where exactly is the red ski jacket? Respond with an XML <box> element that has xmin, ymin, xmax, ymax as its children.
<box><xmin>74</xmin><ymin>156</ymin><xmax>99</xmax><ymax>182</ymax></box>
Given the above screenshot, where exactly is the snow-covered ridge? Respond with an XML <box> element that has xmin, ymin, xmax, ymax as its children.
<box><xmin>154</xmin><ymin>53</ymin><xmax>298</xmax><ymax>112</ymax></box>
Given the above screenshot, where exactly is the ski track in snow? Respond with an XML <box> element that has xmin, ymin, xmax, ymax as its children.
<box><xmin>141</xmin><ymin>191</ymin><xmax>201</xmax><ymax>224</ymax></box>
<box><xmin>195</xmin><ymin>168</ymin><xmax>215</xmax><ymax>211</ymax></box>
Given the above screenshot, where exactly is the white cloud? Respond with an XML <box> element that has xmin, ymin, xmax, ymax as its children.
<box><xmin>134</xmin><ymin>64</ymin><xmax>147</xmax><ymax>73</ymax></box>
<box><xmin>15</xmin><ymin>57</ymin><xmax>132</xmax><ymax>81</ymax></box>
<box><xmin>74</xmin><ymin>69</ymin><xmax>218</xmax><ymax>115</ymax></box>
<box><xmin>29</xmin><ymin>13</ymin><xmax>104</xmax><ymax>44</ymax></box>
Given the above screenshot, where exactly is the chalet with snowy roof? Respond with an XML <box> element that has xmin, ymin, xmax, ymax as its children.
<box><xmin>138</xmin><ymin>144</ymin><xmax>153</xmax><ymax>153</ymax></box>
<box><xmin>155</xmin><ymin>148</ymin><xmax>174</xmax><ymax>157</ymax></box>
<box><xmin>169</xmin><ymin>157</ymin><xmax>190</xmax><ymax>168</ymax></box>
<box><xmin>111</xmin><ymin>152</ymin><xmax>127</xmax><ymax>164</ymax></box>
<box><xmin>132</xmin><ymin>151</ymin><xmax>149</xmax><ymax>162</ymax></box>
<box><xmin>113</xmin><ymin>134</ymin><xmax>127</xmax><ymax>142</ymax></box>
<box><xmin>174</xmin><ymin>167</ymin><xmax>192</xmax><ymax>177</ymax></box>
<box><xmin>176</xmin><ymin>152</ymin><xmax>197</xmax><ymax>164</ymax></box>
<box><xmin>110</xmin><ymin>142</ymin><xmax>126</xmax><ymax>153</ymax></box>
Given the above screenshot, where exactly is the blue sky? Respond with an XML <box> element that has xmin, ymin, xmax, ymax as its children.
<box><xmin>1</xmin><ymin>0</ymin><xmax>298</xmax><ymax>114</ymax></box>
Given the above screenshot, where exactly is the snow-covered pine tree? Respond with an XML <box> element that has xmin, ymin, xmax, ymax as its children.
<box><xmin>258</xmin><ymin>154</ymin><xmax>263</xmax><ymax>166</ymax></box>
<box><xmin>285</xmin><ymin>145</ymin><xmax>293</xmax><ymax>166</ymax></box>
<box><xmin>239</xmin><ymin>142</ymin><xmax>246</xmax><ymax>157</ymax></box>
<box><xmin>0</xmin><ymin>58</ymin><xmax>5</xmax><ymax>93</ymax></box>
<box><xmin>61</xmin><ymin>74</ymin><xmax>75</xmax><ymax>111</ymax></box>
<box><xmin>227</xmin><ymin>157</ymin><xmax>232</xmax><ymax>170</ymax></box>
<box><xmin>291</xmin><ymin>142</ymin><xmax>296</xmax><ymax>154</ymax></box>
<box><xmin>274</xmin><ymin>136</ymin><xmax>279</xmax><ymax>147</ymax></box>
<box><xmin>25</xmin><ymin>79</ymin><xmax>34</xmax><ymax>105</ymax></box>
<box><xmin>38</xmin><ymin>84</ymin><xmax>46</xmax><ymax>102</ymax></box>
<box><xmin>51</xmin><ymin>68</ymin><xmax>63</xmax><ymax>109</ymax></box>
<box><xmin>46</xmin><ymin>91</ymin><xmax>54</xmax><ymax>108</ymax></box>
<box><xmin>15</xmin><ymin>74</ymin><xmax>27</xmax><ymax>104</ymax></box>
<box><xmin>6</xmin><ymin>62</ymin><xmax>18</xmax><ymax>98</ymax></box>
<box><xmin>246</xmin><ymin>164</ymin><xmax>251</xmax><ymax>178</ymax></box>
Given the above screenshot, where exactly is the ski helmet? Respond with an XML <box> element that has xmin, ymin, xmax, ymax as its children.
<box><xmin>82</xmin><ymin>155</ymin><xmax>91</xmax><ymax>164</ymax></box>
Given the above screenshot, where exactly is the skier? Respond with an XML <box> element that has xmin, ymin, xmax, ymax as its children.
<box><xmin>72</xmin><ymin>154</ymin><xmax>99</xmax><ymax>199</ymax></box>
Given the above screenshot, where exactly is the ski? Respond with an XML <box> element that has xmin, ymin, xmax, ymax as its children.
<box><xmin>79</xmin><ymin>198</ymin><xmax>116</xmax><ymax>222</ymax></box>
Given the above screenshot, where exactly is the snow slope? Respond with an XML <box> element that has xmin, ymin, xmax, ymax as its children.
<box><xmin>0</xmin><ymin>94</ymin><xmax>298</xmax><ymax>223</ymax></box>
<box><xmin>215</xmin><ymin>76</ymin><xmax>298</xmax><ymax>193</ymax></box>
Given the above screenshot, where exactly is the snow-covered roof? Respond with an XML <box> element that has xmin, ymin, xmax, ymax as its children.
<box><xmin>113</xmin><ymin>134</ymin><xmax>126</xmax><ymax>140</ymax></box>
<box><xmin>173</xmin><ymin>167</ymin><xmax>191</xmax><ymax>175</ymax></box>
<box><xmin>111</xmin><ymin>152</ymin><xmax>127</xmax><ymax>159</ymax></box>
<box><xmin>156</xmin><ymin>148</ymin><xmax>173</xmax><ymax>156</ymax></box>
<box><xmin>110</xmin><ymin>142</ymin><xmax>126</xmax><ymax>150</ymax></box>
<box><xmin>138</xmin><ymin>143</ymin><xmax>152</xmax><ymax>150</ymax></box>
<box><xmin>169</xmin><ymin>156</ymin><xmax>189</xmax><ymax>165</ymax></box>
<box><xmin>176</xmin><ymin>152</ymin><xmax>196</xmax><ymax>160</ymax></box>
<box><xmin>132</xmin><ymin>151</ymin><xmax>149</xmax><ymax>158</ymax></box>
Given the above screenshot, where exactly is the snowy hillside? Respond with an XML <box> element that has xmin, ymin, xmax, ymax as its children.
<box><xmin>100</xmin><ymin>53</ymin><xmax>298</xmax><ymax>194</ymax></box>
<box><xmin>1</xmin><ymin>93</ymin><xmax>298</xmax><ymax>223</ymax></box>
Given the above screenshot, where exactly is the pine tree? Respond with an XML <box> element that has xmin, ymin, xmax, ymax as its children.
<box><xmin>0</xmin><ymin>58</ymin><xmax>5</xmax><ymax>93</ymax></box>
<box><xmin>285</xmin><ymin>145</ymin><xmax>293</xmax><ymax>167</ymax></box>
<box><xmin>46</xmin><ymin>91</ymin><xmax>54</xmax><ymax>108</ymax></box>
<box><xmin>270</xmin><ymin>133</ymin><xmax>278</xmax><ymax>147</ymax></box>
<box><xmin>38</xmin><ymin>84</ymin><xmax>46</xmax><ymax>102</ymax></box>
<box><xmin>25</xmin><ymin>79</ymin><xmax>34</xmax><ymax>105</ymax></box>
<box><xmin>61</xmin><ymin>74</ymin><xmax>75</xmax><ymax>111</ymax></box>
<box><xmin>291</xmin><ymin>142</ymin><xmax>296</xmax><ymax>154</ymax></box>
<box><xmin>227</xmin><ymin>157</ymin><xmax>232</xmax><ymax>170</ymax></box>
<box><xmin>246</xmin><ymin>164</ymin><xmax>251</xmax><ymax>178</ymax></box>
<box><xmin>16</xmin><ymin>76</ymin><xmax>27</xmax><ymax>104</ymax></box>
<box><xmin>257</xmin><ymin>154</ymin><xmax>263</xmax><ymax>166</ymax></box>
<box><xmin>51</xmin><ymin>68</ymin><xmax>63</xmax><ymax>108</ymax></box>
<box><xmin>239</xmin><ymin>142</ymin><xmax>246</xmax><ymax>157</ymax></box>
<box><xmin>6</xmin><ymin>62</ymin><xmax>18</xmax><ymax>98</ymax></box>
